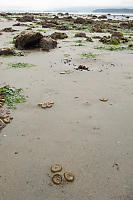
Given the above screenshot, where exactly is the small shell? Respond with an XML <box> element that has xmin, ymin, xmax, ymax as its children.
<box><xmin>48</xmin><ymin>101</ymin><xmax>54</xmax><ymax>105</ymax></box>
<box><xmin>41</xmin><ymin>103</ymin><xmax>47</xmax><ymax>109</ymax></box>
<box><xmin>64</xmin><ymin>172</ymin><xmax>74</xmax><ymax>182</ymax></box>
<box><xmin>52</xmin><ymin>174</ymin><xmax>62</xmax><ymax>185</ymax></box>
<box><xmin>46</xmin><ymin>103</ymin><xmax>52</xmax><ymax>108</ymax></box>
<box><xmin>99</xmin><ymin>98</ymin><xmax>108</xmax><ymax>102</ymax></box>
<box><xmin>51</xmin><ymin>164</ymin><xmax>62</xmax><ymax>173</ymax></box>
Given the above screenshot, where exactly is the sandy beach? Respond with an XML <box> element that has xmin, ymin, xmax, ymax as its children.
<box><xmin>0</xmin><ymin>13</ymin><xmax>133</xmax><ymax>200</ymax></box>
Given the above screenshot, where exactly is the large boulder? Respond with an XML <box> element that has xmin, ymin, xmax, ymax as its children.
<box><xmin>39</xmin><ymin>37</ymin><xmax>57</xmax><ymax>51</ymax></box>
<box><xmin>14</xmin><ymin>31</ymin><xmax>43</xmax><ymax>49</ymax></box>
<box><xmin>50</xmin><ymin>32</ymin><xmax>68</xmax><ymax>40</ymax></box>
<box><xmin>0</xmin><ymin>48</ymin><xmax>15</xmax><ymax>56</ymax></box>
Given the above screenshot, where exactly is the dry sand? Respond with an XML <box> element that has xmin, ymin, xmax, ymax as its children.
<box><xmin>0</xmin><ymin>14</ymin><xmax>133</xmax><ymax>200</ymax></box>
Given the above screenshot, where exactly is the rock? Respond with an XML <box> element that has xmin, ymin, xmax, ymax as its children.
<box><xmin>128</xmin><ymin>44</ymin><xmax>133</xmax><ymax>48</ymax></box>
<box><xmin>98</xmin><ymin>15</ymin><xmax>107</xmax><ymax>19</ymax></box>
<box><xmin>17</xmin><ymin>15</ymin><xmax>35</xmax><ymax>22</ymax></box>
<box><xmin>13</xmin><ymin>23</ymin><xmax>27</xmax><ymax>26</ymax></box>
<box><xmin>14</xmin><ymin>31</ymin><xmax>43</xmax><ymax>50</ymax></box>
<box><xmin>2</xmin><ymin>27</ymin><xmax>16</xmax><ymax>32</ymax></box>
<box><xmin>39</xmin><ymin>37</ymin><xmax>57</xmax><ymax>51</ymax></box>
<box><xmin>56</xmin><ymin>25</ymin><xmax>68</xmax><ymax>30</ymax></box>
<box><xmin>111</xmin><ymin>32</ymin><xmax>123</xmax><ymax>39</ymax></box>
<box><xmin>50</xmin><ymin>32</ymin><xmax>68</xmax><ymax>40</ymax></box>
<box><xmin>77</xmin><ymin>65</ymin><xmax>89</xmax><ymax>71</ymax></box>
<box><xmin>75</xmin><ymin>32</ymin><xmax>87</xmax><ymax>38</ymax></box>
<box><xmin>0</xmin><ymin>12</ymin><xmax>7</xmax><ymax>17</ymax></box>
<box><xmin>74</xmin><ymin>17</ymin><xmax>86</xmax><ymax>24</ymax></box>
<box><xmin>86</xmin><ymin>37</ymin><xmax>93</xmax><ymax>42</ymax></box>
<box><xmin>0</xmin><ymin>48</ymin><xmax>15</xmax><ymax>56</ymax></box>
<box><xmin>100</xmin><ymin>36</ymin><xmax>120</xmax><ymax>45</ymax></box>
<box><xmin>90</xmin><ymin>27</ymin><xmax>103</xmax><ymax>33</ymax></box>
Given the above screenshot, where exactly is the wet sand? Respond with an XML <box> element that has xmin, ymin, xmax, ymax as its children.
<box><xmin>0</xmin><ymin>14</ymin><xmax>133</xmax><ymax>200</ymax></box>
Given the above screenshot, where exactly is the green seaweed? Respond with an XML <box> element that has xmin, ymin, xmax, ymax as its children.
<box><xmin>0</xmin><ymin>85</ymin><xmax>26</xmax><ymax>109</ymax></box>
<box><xmin>8</xmin><ymin>62</ymin><xmax>35</xmax><ymax>68</ymax></box>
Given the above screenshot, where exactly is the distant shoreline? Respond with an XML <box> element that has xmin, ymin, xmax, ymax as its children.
<box><xmin>93</xmin><ymin>8</ymin><xmax>133</xmax><ymax>14</ymax></box>
<box><xmin>0</xmin><ymin>8</ymin><xmax>133</xmax><ymax>14</ymax></box>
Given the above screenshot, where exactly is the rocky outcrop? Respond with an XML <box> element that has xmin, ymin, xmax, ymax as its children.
<box><xmin>39</xmin><ymin>37</ymin><xmax>57</xmax><ymax>51</ymax></box>
<box><xmin>74</xmin><ymin>17</ymin><xmax>86</xmax><ymax>24</ymax></box>
<box><xmin>14</xmin><ymin>31</ymin><xmax>43</xmax><ymax>49</ymax></box>
<box><xmin>14</xmin><ymin>31</ymin><xmax>57</xmax><ymax>51</ymax></box>
<box><xmin>17</xmin><ymin>15</ymin><xmax>35</xmax><ymax>22</ymax></box>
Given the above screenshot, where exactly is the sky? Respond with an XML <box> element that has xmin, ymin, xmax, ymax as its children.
<box><xmin>0</xmin><ymin>0</ymin><xmax>133</xmax><ymax>10</ymax></box>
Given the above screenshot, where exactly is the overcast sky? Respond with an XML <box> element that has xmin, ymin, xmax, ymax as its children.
<box><xmin>0</xmin><ymin>0</ymin><xmax>133</xmax><ymax>10</ymax></box>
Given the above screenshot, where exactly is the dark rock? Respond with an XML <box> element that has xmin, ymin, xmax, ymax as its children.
<box><xmin>75</xmin><ymin>32</ymin><xmax>87</xmax><ymax>38</ymax></box>
<box><xmin>2</xmin><ymin>27</ymin><xmax>17</xmax><ymax>32</ymax></box>
<box><xmin>13</xmin><ymin>23</ymin><xmax>27</xmax><ymax>26</ymax></box>
<box><xmin>86</xmin><ymin>37</ymin><xmax>93</xmax><ymax>42</ymax></box>
<box><xmin>14</xmin><ymin>31</ymin><xmax>43</xmax><ymax>50</ymax></box>
<box><xmin>56</xmin><ymin>25</ymin><xmax>68</xmax><ymax>30</ymax></box>
<box><xmin>74</xmin><ymin>17</ymin><xmax>86</xmax><ymax>24</ymax></box>
<box><xmin>17</xmin><ymin>15</ymin><xmax>35</xmax><ymax>22</ymax></box>
<box><xmin>111</xmin><ymin>32</ymin><xmax>123</xmax><ymax>39</ymax></box>
<box><xmin>0</xmin><ymin>48</ymin><xmax>15</xmax><ymax>56</ymax></box>
<box><xmin>98</xmin><ymin>15</ymin><xmax>107</xmax><ymax>19</ymax></box>
<box><xmin>50</xmin><ymin>32</ymin><xmax>68</xmax><ymax>40</ymax></box>
<box><xmin>77</xmin><ymin>65</ymin><xmax>89</xmax><ymax>71</ymax></box>
<box><xmin>39</xmin><ymin>37</ymin><xmax>57</xmax><ymax>51</ymax></box>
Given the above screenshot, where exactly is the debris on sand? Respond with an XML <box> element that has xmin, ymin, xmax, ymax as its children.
<box><xmin>50</xmin><ymin>32</ymin><xmax>68</xmax><ymax>40</ymax></box>
<box><xmin>38</xmin><ymin>101</ymin><xmax>54</xmax><ymax>109</ymax></box>
<box><xmin>76</xmin><ymin>65</ymin><xmax>89</xmax><ymax>71</ymax></box>
<box><xmin>60</xmin><ymin>70</ymin><xmax>73</xmax><ymax>74</ymax></box>
<box><xmin>0</xmin><ymin>106</ymin><xmax>12</xmax><ymax>132</ymax></box>
<box><xmin>112</xmin><ymin>162</ymin><xmax>120</xmax><ymax>170</ymax></box>
<box><xmin>99</xmin><ymin>98</ymin><xmax>108</xmax><ymax>102</ymax></box>
<box><xmin>0</xmin><ymin>85</ymin><xmax>26</xmax><ymax>132</ymax></box>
